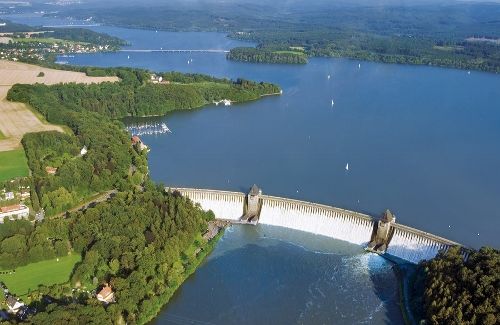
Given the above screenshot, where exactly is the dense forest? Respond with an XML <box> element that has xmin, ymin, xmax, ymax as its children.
<box><xmin>58</xmin><ymin>1</ymin><xmax>500</xmax><ymax>72</ymax></box>
<box><xmin>0</xmin><ymin>185</ymin><xmax>217</xmax><ymax>324</ymax></box>
<box><xmin>227</xmin><ymin>47</ymin><xmax>308</xmax><ymax>64</ymax></box>
<box><xmin>410</xmin><ymin>246</ymin><xmax>500</xmax><ymax>325</ymax></box>
<box><xmin>0</xmin><ymin>65</ymin><xmax>276</xmax><ymax>323</ymax></box>
<box><xmin>8</xmin><ymin>70</ymin><xmax>280</xmax><ymax>119</ymax></box>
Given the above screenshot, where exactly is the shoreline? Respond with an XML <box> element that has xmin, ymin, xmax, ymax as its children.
<box><xmin>142</xmin><ymin>228</ymin><xmax>225</xmax><ymax>325</ymax></box>
<box><xmin>379</xmin><ymin>253</ymin><xmax>420</xmax><ymax>325</ymax></box>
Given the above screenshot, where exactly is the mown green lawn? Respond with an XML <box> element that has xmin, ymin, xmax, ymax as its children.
<box><xmin>0</xmin><ymin>149</ymin><xmax>29</xmax><ymax>182</ymax></box>
<box><xmin>0</xmin><ymin>254</ymin><xmax>81</xmax><ymax>296</ymax></box>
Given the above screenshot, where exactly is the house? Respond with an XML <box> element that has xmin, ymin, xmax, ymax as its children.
<box><xmin>6</xmin><ymin>296</ymin><xmax>24</xmax><ymax>314</ymax></box>
<box><xmin>96</xmin><ymin>284</ymin><xmax>114</xmax><ymax>304</ymax></box>
<box><xmin>80</xmin><ymin>146</ymin><xmax>88</xmax><ymax>156</ymax></box>
<box><xmin>0</xmin><ymin>204</ymin><xmax>30</xmax><ymax>223</ymax></box>
<box><xmin>131</xmin><ymin>136</ymin><xmax>148</xmax><ymax>151</ymax></box>
<box><xmin>4</xmin><ymin>192</ymin><xmax>14</xmax><ymax>200</ymax></box>
<box><xmin>45</xmin><ymin>166</ymin><xmax>57</xmax><ymax>175</ymax></box>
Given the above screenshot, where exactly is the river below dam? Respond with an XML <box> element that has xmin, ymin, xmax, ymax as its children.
<box><xmin>3</xmin><ymin>13</ymin><xmax>500</xmax><ymax>324</ymax></box>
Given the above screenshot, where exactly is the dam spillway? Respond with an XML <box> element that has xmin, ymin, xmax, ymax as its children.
<box><xmin>169</xmin><ymin>187</ymin><xmax>462</xmax><ymax>264</ymax></box>
<box><xmin>259</xmin><ymin>195</ymin><xmax>374</xmax><ymax>246</ymax></box>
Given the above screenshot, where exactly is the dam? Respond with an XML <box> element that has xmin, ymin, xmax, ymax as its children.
<box><xmin>169</xmin><ymin>186</ymin><xmax>464</xmax><ymax>264</ymax></box>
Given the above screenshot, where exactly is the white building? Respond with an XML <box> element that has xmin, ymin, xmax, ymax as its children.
<box><xmin>7</xmin><ymin>296</ymin><xmax>25</xmax><ymax>314</ymax></box>
<box><xmin>0</xmin><ymin>204</ymin><xmax>30</xmax><ymax>223</ymax></box>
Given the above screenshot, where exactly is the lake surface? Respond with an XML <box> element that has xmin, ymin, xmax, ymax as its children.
<box><xmin>59</xmin><ymin>25</ymin><xmax>500</xmax><ymax>249</ymax></box>
<box><xmin>3</xmin><ymin>13</ymin><xmax>500</xmax><ymax>324</ymax></box>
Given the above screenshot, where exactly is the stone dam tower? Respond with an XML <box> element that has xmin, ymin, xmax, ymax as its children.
<box><xmin>169</xmin><ymin>185</ymin><xmax>465</xmax><ymax>264</ymax></box>
<box><xmin>367</xmin><ymin>209</ymin><xmax>396</xmax><ymax>253</ymax></box>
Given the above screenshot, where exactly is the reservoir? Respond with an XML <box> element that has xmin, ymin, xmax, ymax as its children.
<box><xmin>3</xmin><ymin>14</ymin><xmax>500</xmax><ymax>324</ymax></box>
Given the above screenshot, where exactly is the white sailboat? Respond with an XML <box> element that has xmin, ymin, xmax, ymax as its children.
<box><xmin>327</xmin><ymin>74</ymin><xmax>331</xmax><ymax>80</ymax></box>
<box><xmin>358</xmin><ymin>63</ymin><xmax>361</xmax><ymax>69</ymax></box>
<box><xmin>127</xmin><ymin>55</ymin><xmax>130</xmax><ymax>59</ymax></box>
<box><xmin>345</xmin><ymin>163</ymin><xmax>349</xmax><ymax>171</ymax></box>
<box><xmin>331</xmin><ymin>99</ymin><xmax>335</xmax><ymax>107</ymax></box>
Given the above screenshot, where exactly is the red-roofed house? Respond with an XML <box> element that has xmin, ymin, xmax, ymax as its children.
<box><xmin>96</xmin><ymin>284</ymin><xmax>114</xmax><ymax>304</ymax></box>
<box><xmin>131</xmin><ymin>136</ymin><xmax>148</xmax><ymax>151</ymax></box>
<box><xmin>45</xmin><ymin>166</ymin><xmax>58</xmax><ymax>175</ymax></box>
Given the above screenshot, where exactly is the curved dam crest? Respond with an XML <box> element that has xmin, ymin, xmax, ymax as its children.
<box><xmin>170</xmin><ymin>187</ymin><xmax>463</xmax><ymax>264</ymax></box>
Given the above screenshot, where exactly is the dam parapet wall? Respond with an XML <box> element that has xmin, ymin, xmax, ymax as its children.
<box><xmin>167</xmin><ymin>187</ymin><xmax>463</xmax><ymax>264</ymax></box>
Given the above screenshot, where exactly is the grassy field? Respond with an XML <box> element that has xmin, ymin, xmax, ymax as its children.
<box><xmin>0</xmin><ymin>254</ymin><xmax>81</xmax><ymax>296</ymax></box>
<box><xmin>0</xmin><ymin>149</ymin><xmax>29</xmax><ymax>182</ymax></box>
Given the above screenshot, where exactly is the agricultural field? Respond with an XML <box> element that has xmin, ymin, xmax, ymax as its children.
<box><xmin>0</xmin><ymin>60</ymin><xmax>118</xmax><ymax>151</ymax></box>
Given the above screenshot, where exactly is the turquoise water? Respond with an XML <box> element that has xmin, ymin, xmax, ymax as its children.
<box><xmin>3</xmin><ymin>13</ymin><xmax>500</xmax><ymax>323</ymax></box>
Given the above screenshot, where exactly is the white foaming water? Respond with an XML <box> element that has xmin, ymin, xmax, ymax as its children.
<box><xmin>386</xmin><ymin>227</ymin><xmax>449</xmax><ymax>264</ymax></box>
<box><xmin>259</xmin><ymin>197</ymin><xmax>374</xmax><ymax>246</ymax></box>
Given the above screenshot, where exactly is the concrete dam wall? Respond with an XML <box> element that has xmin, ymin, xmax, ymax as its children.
<box><xmin>259</xmin><ymin>195</ymin><xmax>374</xmax><ymax>246</ymax></box>
<box><xmin>170</xmin><ymin>187</ymin><xmax>461</xmax><ymax>264</ymax></box>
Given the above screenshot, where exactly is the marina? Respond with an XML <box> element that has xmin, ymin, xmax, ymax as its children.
<box><xmin>125</xmin><ymin>122</ymin><xmax>171</xmax><ymax>136</ymax></box>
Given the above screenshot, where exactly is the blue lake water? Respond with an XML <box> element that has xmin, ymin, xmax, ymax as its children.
<box><xmin>3</xmin><ymin>13</ymin><xmax>500</xmax><ymax>324</ymax></box>
<box><xmin>58</xmin><ymin>26</ymin><xmax>500</xmax><ymax>249</ymax></box>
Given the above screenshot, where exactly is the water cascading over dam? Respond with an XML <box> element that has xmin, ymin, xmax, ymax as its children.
<box><xmin>169</xmin><ymin>186</ymin><xmax>462</xmax><ymax>264</ymax></box>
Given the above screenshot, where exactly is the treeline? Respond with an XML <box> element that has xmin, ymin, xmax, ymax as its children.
<box><xmin>410</xmin><ymin>246</ymin><xmax>499</xmax><ymax>325</ymax></box>
<box><xmin>227</xmin><ymin>47</ymin><xmax>308</xmax><ymax>64</ymax></box>
<box><xmin>0</xmin><ymin>219</ymin><xmax>70</xmax><ymax>269</ymax></box>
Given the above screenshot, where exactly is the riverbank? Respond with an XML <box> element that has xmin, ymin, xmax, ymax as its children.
<box><xmin>380</xmin><ymin>253</ymin><xmax>423</xmax><ymax>325</ymax></box>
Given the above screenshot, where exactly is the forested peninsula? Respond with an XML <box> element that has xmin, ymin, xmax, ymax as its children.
<box><xmin>227</xmin><ymin>47</ymin><xmax>308</xmax><ymax>64</ymax></box>
<box><xmin>0</xmin><ymin>66</ymin><xmax>280</xmax><ymax>323</ymax></box>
